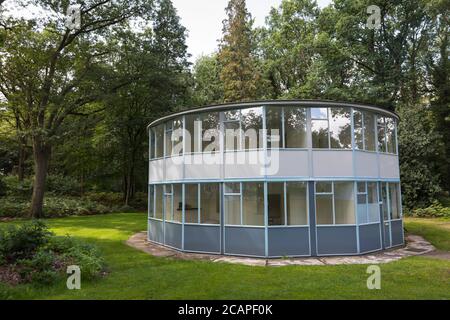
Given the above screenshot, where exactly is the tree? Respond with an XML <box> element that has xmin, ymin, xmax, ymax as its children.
<box><xmin>0</xmin><ymin>0</ymin><xmax>153</xmax><ymax>218</ymax></box>
<box><xmin>192</xmin><ymin>54</ymin><xmax>224</xmax><ymax>106</ymax></box>
<box><xmin>218</xmin><ymin>0</ymin><xmax>261</xmax><ymax>102</ymax></box>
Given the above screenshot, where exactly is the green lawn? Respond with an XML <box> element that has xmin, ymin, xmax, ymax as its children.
<box><xmin>0</xmin><ymin>213</ymin><xmax>449</xmax><ymax>300</ymax></box>
<box><xmin>404</xmin><ymin>217</ymin><xmax>450</xmax><ymax>251</ymax></box>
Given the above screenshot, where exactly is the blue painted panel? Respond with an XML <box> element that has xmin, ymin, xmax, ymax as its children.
<box><xmin>268</xmin><ymin>227</ymin><xmax>310</xmax><ymax>257</ymax></box>
<box><xmin>184</xmin><ymin>225</ymin><xmax>221</xmax><ymax>253</ymax></box>
<box><xmin>359</xmin><ymin>223</ymin><xmax>382</xmax><ymax>253</ymax></box>
<box><xmin>316</xmin><ymin>226</ymin><xmax>358</xmax><ymax>255</ymax></box>
<box><xmin>164</xmin><ymin>222</ymin><xmax>182</xmax><ymax>249</ymax></box>
<box><xmin>391</xmin><ymin>220</ymin><xmax>404</xmax><ymax>246</ymax></box>
<box><xmin>225</xmin><ymin>227</ymin><xmax>265</xmax><ymax>256</ymax></box>
<box><xmin>148</xmin><ymin>219</ymin><xmax>164</xmax><ymax>244</ymax></box>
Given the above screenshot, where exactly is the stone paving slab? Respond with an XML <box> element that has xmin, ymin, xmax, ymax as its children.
<box><xmin>126</xmin><ymin>232</ymin><xmax>437</xmax><ymax>267</ymax></box>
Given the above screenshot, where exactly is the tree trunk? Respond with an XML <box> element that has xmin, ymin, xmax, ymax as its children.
<box><xmin>30</xmin><ymin>139</ymin><xmax>51</xmax><ymax>219</ymax></box>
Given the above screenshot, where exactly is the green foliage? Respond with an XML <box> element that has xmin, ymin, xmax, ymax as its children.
<box><xmin>0</xmin><ymin>196</ymin><xmax>113</xmax><ymax>218</ymax></box>
<box><xmin>398</xmin><ymin>104</ymin><xmax>445</xmax><ymax>209</ymax></box>
<box><xmin>0</xmin><ymin>221</ymin><xmax>105</xmax><ymax>286</ymax></box>
<box><xmin>407</xmin><ymin>201</ymin><xmax>450</xmax><ymax>218</ymax></box>
<box><xmin>0</xmin><ymin>221</ymin><xmax>52</xmax><ymax>263</ymax></box>
<box><xmin>192</xmin><ymin>54</ymin><xmax>224</xmax><ymax>105</ymax></box>
<box><xmin>46</xmin><ymin>174</ymin><xmax>81</xmax><ymax>196</ymax></box>
<box><xmin>218</xmin><ymin>0</ymin><xmax>263</xmax><ymax>102</ymax></box>
<box><xmin>2</xmin><ymin>175</ymin><xmax>33</xmax><ymax>197</ymax></box>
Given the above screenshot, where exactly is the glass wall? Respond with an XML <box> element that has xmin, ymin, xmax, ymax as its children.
<box><xmin>357</xmin><ymin>182</ymin><xmax>380</xmax><ymax>224</ymax></box>
<box><xmin>224</xmin><ymin>182</ymin><xmax>241</xmax><ymax>225</ymax></box>
<box><xmin>149</xmin><ymin>105</ymin><xmax>397</xmax><ymax>157</ymax></box>
<box><xmin>268</xmin><ymin>182</ymin><xmax>308</xmax><ymax>226</ymax></box>
<box><xmin>154</xmin><ymin>184</ymin><xmax>163</xmax><ymax>219</ymax></box>
<box><xmin>284</xmin><ymin>107</ymin><xmax>307</xmax><ymax>148</ymax></box>
<box><xmin>184</xmin><ymin>184</ymin><xmax>199</xmax><ymax>223</ymax></box>
<box><xmin>242</xmin><ymin>182</ymin><xmax>264</xmax><ymax>226</ymax></box>
<box><xmin>200</xmin><ymin>183</ymin><xmax>220</xmax><ymax>224</ymax></box>
<box><xmin>173</xmin><ymin>184</ymin><xmax>182</xmax><ymax>222</ymax></box>
<box><xmin>315</xmin><ymin>182</ymin><xmax>355</xmax><ymax>225</ymax></box>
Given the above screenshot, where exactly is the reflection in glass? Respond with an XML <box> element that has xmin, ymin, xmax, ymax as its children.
<box><xmin>224</xmin><ymin>121</ymin><xmax>240</xmax><ymax>151</ymax></box>
<box><xmin>312</xmin><ymin>120</ymin><xmax>329</xmax><ymax>148</ymax></box>
<box><xmin>367</xmin><ymin>182</ymin><xmax>379</xmax><ymax>222</ymax></box>
<box><xmin>389</xmin><ymin>183</ymin><xmax>400</xmax><ymax>219</ymax></box>
<box><xmin>311</xmin><ymin>108</ymin><xmax>328</xmax><ymax>119</ymax></box>
<box><xmin>330</xmin><ymin>108</ymin><xmax>351</xmax><ymax>149</ymax></box>
<box><xmin>199</xmin><ymin>113</ymin><xmax>219</xmax><ymax>152</ymax></box>
<box><xmin>364</xmin><ymin>112</ymin><xmax>376</xmax><ymax>151</ymax></box>
<box><xmin>285</xmin><ymin>107</ymin><xmax>307</xmax><ymax>148</ymax></box>
<box><xmin>266</xmin><ymin>107</ymin><xmax>282</xmax><ymax>148</ymax></box>
<box><xmin>154</xmin><ymin>185</ymin><xmax>163</xmax><ymax>219</ymax></box>
<box><xmin>354</xmin><ymin>110</ymin><xmax>363</xmax><ymax>150</ymax></box>
<box><xmin>164</xmin><ymin>185</ymin><xmax>173</xmax><ymax>221</ymax></box>
<box><xmin>377</xmin><ymin>116</ymin><xmax>386</xmax><ymax>152</ymax></box>
<box><xmin>154</xmin><ymin>125</ymin><xmax>164</xmax><ymax>158</ymax></box>
<box><xmin>386</xmin><ymin>118</ymin><xmax>396</xmax><ymax>154</ymax></box>
<box><xmin>241</xmin><ymin>107</ymin><xmax>263</xmax><ymax>149</ymax></box>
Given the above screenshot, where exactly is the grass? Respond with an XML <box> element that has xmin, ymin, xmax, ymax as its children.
<box><xmin>0</xmin><ymin>213</ymin><xmax>449</xmax><ymax>300</ymax></box>
<box><xmin>404</xmin><ymin>217</ymin><xmax>450</xmax><ymax>251</ymax></box>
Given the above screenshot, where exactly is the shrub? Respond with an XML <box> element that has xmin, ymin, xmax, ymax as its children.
<box><xmin>0</xmin><ymin>222</ymin><xmax>105</xmax><ymax>286</ymax></box>
<box><xmin>0</xmin><ymin>220</ymin><xmax>52</xmax><ymax>263</ymax></box>
<box><xmin>407</xmin><ymin>201</ymin><xmax>450</xmax><ymax>218</ymax></box>
<box><xmin>0</xmin><ymin>176</ymin><xmax>6</xmax><ymax>196</ymax></box>
<box><xmin>46</xmin><ymin>174</ymin><xmax>81</xmax><ymax>196</ymax></box>
<box><xmin>2</xmin><ymin>175</ymin><xmax>33</xmax><ymax>197</ymax></box>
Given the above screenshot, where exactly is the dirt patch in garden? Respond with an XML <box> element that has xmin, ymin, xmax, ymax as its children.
<box><xmin>0</xmin><ymin>266</ymin><xmax>22</xmax><ymax>286</ymax></box>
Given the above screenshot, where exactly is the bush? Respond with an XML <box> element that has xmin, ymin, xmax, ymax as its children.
<box><xmin>2</xmin><ymin>175</ymin><xmax>33</xmax><ymax>197</ymax></box>
<box><xmin>0</xmin><ymin>220</ymin><xmax>52</xmax><ymax>263</ymax></box>
<box><xmin>407</xmin><ymin>201</ymin><xmax>450</xmax><ymax>218</ymax></box>
<box><xmin>0</xmin><ymin>176</ymin><xmax>6</xmax><ymax>196</ymax></box>
<box><xmin>0</xmin><ymin>222</ymin><xmax>105</xmax><ymax>286</ymax></box>
<box><xmin>46</xmin><ymin>174</ymin><xmax>81</xmax><ymax>196</ymax></box>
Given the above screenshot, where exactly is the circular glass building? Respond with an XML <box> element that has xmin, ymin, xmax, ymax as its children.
<box><xmin>147</xmin><ymin>100</ymin><xmax>404</xmax><ymax>258</ymax></box>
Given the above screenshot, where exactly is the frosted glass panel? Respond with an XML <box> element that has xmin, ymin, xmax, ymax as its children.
<box><xmin>334</xmin><ymin>182</ymin><xmax>355</xmax><ymax>224</ymax></box>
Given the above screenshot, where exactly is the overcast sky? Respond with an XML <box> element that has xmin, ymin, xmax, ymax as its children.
<box><xmin>172</xmin><ymin>0</ymin><xmax>333</xmax><ymax>63</ymax></box>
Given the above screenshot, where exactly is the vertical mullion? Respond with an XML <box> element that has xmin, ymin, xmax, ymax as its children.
<box><xmin>327</xmin><ymin>108</ymin><xmax>331</xmax><ymax>149</ymax></box>
<box><xmin>284</xmin><ymin>182</ymin><xmax>288</xmax><ymax>226</ymax></box>
<box><xmin>197</xmin><ymin>183</ymin><xmax>201</xmax><ymax>224</ymax></box>
<box><xmin>281</xmin><ymin>107</ymin><xmax>285</xmax><ymax>148</ymax></box>
<box><xmin>332</xmin><ymin>182</ymin><xmax>335</xmax><ymax>225</ymax></box>
<box><xmin>362</xmin><ymin>112</ymin><xmax>366</xmax><ymax>150</ymax></box>
<box><xmin>240</xmin><ymin>182</ymin><xmax>243</xmax><ymax>225</ymax></box>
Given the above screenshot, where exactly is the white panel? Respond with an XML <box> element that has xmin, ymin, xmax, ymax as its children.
<box><xmin>270</xmin><ymin>150</ymin><xmax>309</xmax><ymax>177</ymax></box>
<box><xmin>149</xmin><ymin>159</ymin><xmax>164</xmax><ymax>183</ymax></box>
<box><xmin>379</xmin><ymin>154</ymin><xmax>400</xmax><ymax>178</ymax></box>
<box><xmin>354</xmin><ymin>151</ymin><xmax>378</xmax><ymax>177</ymax></box>
<box><xmin>224</xmin><ymin>150</ymin><xmax>264</xmax><ymax>178</ymax></box>
<box><xmin>184</xmin><ymin>153</ymin><xmax>222</xmax><ymax>180</ymax></box>
<box><xmin>165</xmin><ymin>156</ymin><xmax>184</xmax><ymax>181</ymax></box>
<box><xmin>312</xmin><ymin>150</ymin><xmax>353</xmax><ymax>177</ymax></box>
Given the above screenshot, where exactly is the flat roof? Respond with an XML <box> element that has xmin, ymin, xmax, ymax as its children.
<box><xmin>147</xmin><ymin>99</ymin><xmax>399</xmax><ymax>129</ymax></box>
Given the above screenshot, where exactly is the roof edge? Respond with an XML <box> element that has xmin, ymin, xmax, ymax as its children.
<box><xmin>147</xmin><ymin>99</ymin><xmax>399</xmax><ymax>129</ymax></box>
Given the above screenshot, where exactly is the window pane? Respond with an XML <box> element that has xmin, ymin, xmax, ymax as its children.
<box><xmin>224</xmin><ymin>121</ymin><xmax>240</xmax><ymax>151</ymax></box>
<box><xmin>357</xmin><ymin>194</ymin><xmax>368</xmax><ymax>224</ymax></box>
<box><xmin>285</xmin><ymin>107</ymin><xmax>307</xmax><ymax>148</ymax></box>
<box><xmin>242</xmin><ymin>107</ymin><xmax>263</xmax><ymax>149</ymax></box>
<box><xmin>364</xmin><ymin>112</ymin><xmax>376</xmax><ymax>151</ymax></box>
<box><xmin>200</xmin><ymin>184</ymin><xmax>220</xmax><ymax>224</ymax></box>
<box><xmin>184</xmin><ymin>114</ymin><xmax>197</xmax><ymax>153</ymax></box>
<box><xmin>354</xmin><ymin>110</ymin><xmax>363</xmax><ymax>150</ymax></box>
<box><xmin>367</xmin><ymin>182</ymin><xmax>379</xmax><ymax>222</ymax></box>
<box><xmin>334</xmin><ymin>182</ymin><xmax>355</xmax><ymax>224</ymax></box>
<box><xmin>286</xmin><ymin>182</ymin><xmax>308</xmax><ymax>225</ymax></box>
<box><xmin>224</xmin><ymin>182</ymin><xmax>240</xmax><ymax>194</ymax></box>
<box><xmin>316</xmin><ymin>182</ymin><xmax>332</xmax><ymax>193</ymax></box>
<box><xmin>266</xmin><ymin>107</ymin><xmax>282</xmax><ymax>148</ymax></box>
<box><xmin>268</xmin><ymin>183</ymin><xmax>285</xmax><ymax>226</ymax></box>
<box><xmin>185</xmin><ymin>184</ymin><xmax>199</xmax><ymax>223</ymax></box>
<box><xmin>242</xmin><ymin>182</ymin><xmax>264</xmax><ymax>226</ymax></box>
<box><xmin>377</xmin><ymin>116</ymin><xmax>386</xmax><ymax>152</ymax></box>
<box><xmin>316</xmin><ymin>195</ymin><xmax>333</xmax><ymax>224</ymax></box>
<box><xmin>149</xmin><ymin>185</ymin><xmax>154</xmax><ymax>218</ymax></box>
<box><xmin>173</xmin><ymin>184</ymin><xmax>182</xmax><ymax>222</ymax></box>
<box><xmin>389</xmin><ymin>183</ymin><xmax>401</xmax><ymax>219</ymax></box>
<box><xmin>311</xmin><ymin>108</ymin><xmax>328</xmax><ymax>119</ymax></box>
<box><xmin>164</xmin><ymin>185</ymin><xmax>173</xmax><ymax>221</ymax></box>
<box><xmin>165</xmin><ymin>124</ymin><xmax>172</xmax><ymax>157</ymax></box>
<box><xmin>154</xmin><ymin>185</ymin><xmax>163</xmax><ymax>219</ymax></box>
<box><xmin>330</xmin><ymin>108</ymin><xmax>351</xmax><ymax>149</ymax></box>
<box><xmin>171</xmin><ymin>118</ymin><xmax>183</xmax><ymax>156</ymax></box>
<box><xmin>380</xmin><ymin>182</ymin><xmax>389</xmax><ymax>220</ymax></box>
<box><xmin>386</xmin><ymin>118</ymin><xmax>396</xmax><ymax>154</ymax></box>
<box><xmin>199</xmin><ymin>112</ymin><xmax>219</xmax><ymax>152</ymax></box>
<box><xmin>357</xmin><ymin>182</ymin><xmax>366</xmax><ymax>193</ymax></box>
<box><xmin>155</xmin><ymin>125</ymin><xmax>164</xmax><ymax>158</ymax></box>
<box><xmin>225</xmin><ymin>195</ymin><xmax>240</xmax><ymax>225</ymax></box>
<box><xmin>150</xmin><ymin>130</ymin><xmax>156</xmax><ymax>159</ymax></box>
<box><xmin>312</xmin><ymin>120</ymin><xmax>329</xmax><ymax>148</ymax></box>
<box><xmin>224</xmin><ymin>110</ymin><xmax>240</xmax><ymax>121</ymax></box>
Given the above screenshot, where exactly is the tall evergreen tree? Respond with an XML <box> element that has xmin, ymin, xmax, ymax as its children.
<box><xmin>218</xmin><ymin>0</ymin><xmax>261</xmax><ymax>102</ymax></box>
